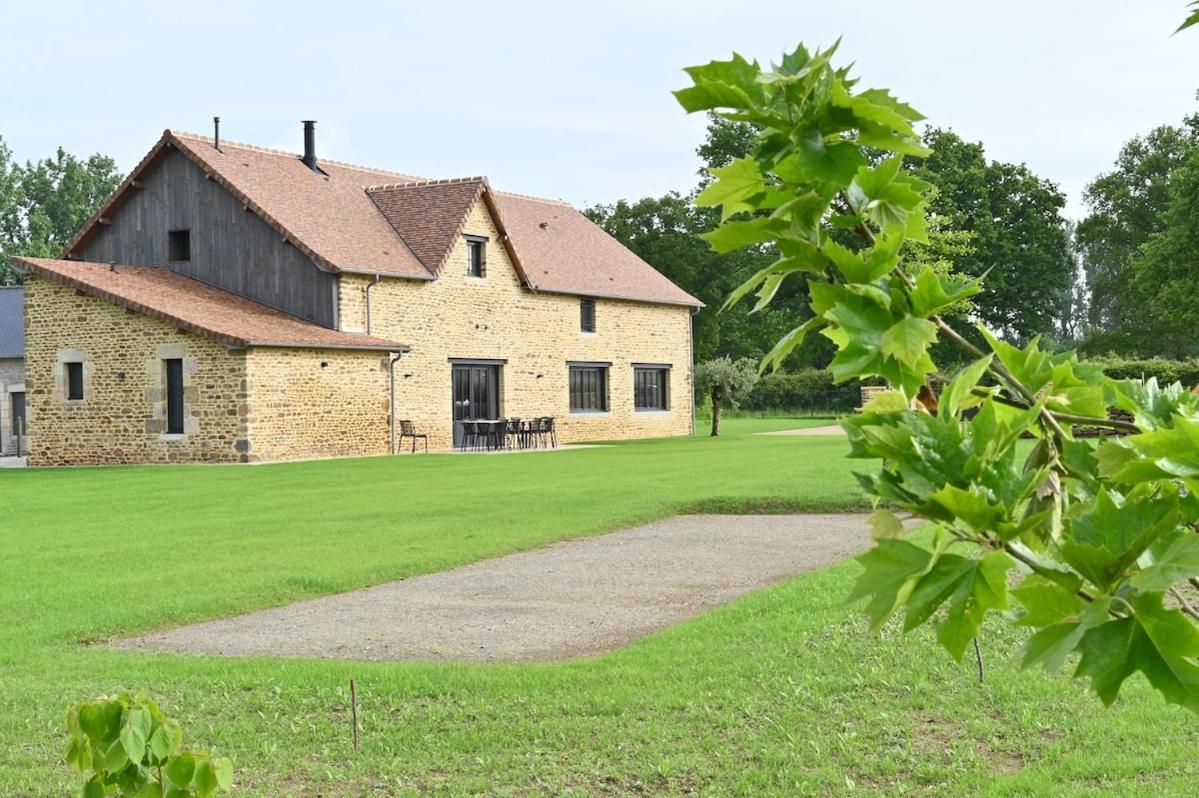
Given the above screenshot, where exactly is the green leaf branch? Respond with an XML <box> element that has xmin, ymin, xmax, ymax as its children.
<box><xmin>675</xmin><ymin>42</ymin><xmax>1199</xmax><ymax>713</ymax></box>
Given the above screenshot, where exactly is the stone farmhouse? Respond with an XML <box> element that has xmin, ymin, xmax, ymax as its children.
<box><xmin>14</xmin><ymin>124</ymin><xmax>700</xmax><ymax>465</ymax></box>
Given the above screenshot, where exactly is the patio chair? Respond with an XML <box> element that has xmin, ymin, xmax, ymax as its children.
<box><xmin>398</xmin><ymin>419</ymin><xmax>428</xmax><ymax>453</ymax></box>
<box><xmin>461</xmin><ymin>421</ymin><xmax>481</xmax><ymax>451</ymax></box>
<box><xmin>544</xmin><ymin>416</ymin><xmax>557</xmax><ymax>448</ymax></box>
<box><xmin>504</xmin><ymin>418</ymin><xmax>523</xmax><ymax>450</ymax></box>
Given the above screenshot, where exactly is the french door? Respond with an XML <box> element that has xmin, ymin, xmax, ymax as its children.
<box><xmin>451</xmin><ymin>364</ymin><xmax>500</xmax><ymax>448</ymax></box>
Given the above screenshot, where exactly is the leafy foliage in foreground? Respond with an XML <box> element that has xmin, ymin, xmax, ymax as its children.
<box><xmin>66</xmin><ymin>695</ymin><xmax>232</xmax><ymax>797</ymax></box>
<box><xmin>676</xmin><ymin>42</ymin><xmax>1199</xmax><ymax>713</ymax></box>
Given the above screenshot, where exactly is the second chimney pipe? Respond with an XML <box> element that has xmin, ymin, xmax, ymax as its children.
<box><xmin>213</xmin><ymin>116</ymin><xmax>221</xmax><ymax>151</ymax></box>
<box><xmin>302</xmin><ymin>120</ymin><xmax>318</xmax><ymax>171</ymax></box>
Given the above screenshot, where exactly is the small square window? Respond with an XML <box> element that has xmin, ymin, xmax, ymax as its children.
<box><xmin>580</xmin><ymin>298</ymin><xmax>596</xmax><ymax>333</ymax></box>
<box><xmin>168</xmin><ymin>229</ymin><xmax>191</xmax><ymax>262</ymax></box>
<box><xmin>466</xmin><ymin>236</ymin><xmax>487</xmax><ymax>277</ymax></box>
<box><xmin>65</xmin><ymin>362</ymin><xmax>84</xmax><ymax>401</ymax></box>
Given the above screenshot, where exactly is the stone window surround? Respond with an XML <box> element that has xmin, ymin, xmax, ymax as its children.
<box><xmin>56</xmin><ymin>349</ymin><xmax>91</xmax><ymax>405</ymax></box>
<box><xmin>148</xmin><ymin>343</ymin><xmax>199</xmax><ymax>440</ymax></box>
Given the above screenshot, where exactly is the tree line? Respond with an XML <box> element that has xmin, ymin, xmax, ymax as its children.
<box><xmin>589</xmin><ymin>101</ymin><xmax>1199</xmax><ymax>367</ymax></box>
<box><xmin>0</xmin><ymin>135</ymin><xmax>122</xmax><ymax>285</ymax></box>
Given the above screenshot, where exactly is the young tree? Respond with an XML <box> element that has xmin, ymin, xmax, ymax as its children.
<box><xmin>694</xmin><ymin>357</ymin><xmax>759</xmax><ymax>436</ymax></box>
<box><xmin>677</xmin><ymin>42</ymin><xmax>1199</xmax><ymax>714</ymax></box>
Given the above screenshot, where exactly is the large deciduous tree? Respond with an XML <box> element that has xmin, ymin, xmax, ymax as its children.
<box><xmin>1079</xmin><ymin>119</ymin><xmax>1199</xmax><ymax>337</ymax></box>
<box><xmin>1075</xmin><ymin>112</ymin><xmax>1198</xmax><ymax>355</ymax></box>
<box><xmin>913</xmin><ymin>129</ymin><xmax>1077</xmax><ymax>343</ymax></box>
<box><xmin>1130</xmin><ymin>149</ymin><xmax>1199</xmax><ymax>358</ymax></box>
<box><xmin>0</xmin><ymin>135</ymin><xmax>122</xmax><ymax>285</ymax></box>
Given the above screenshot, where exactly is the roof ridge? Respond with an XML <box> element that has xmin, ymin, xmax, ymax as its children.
<box><xmin>168</xmin><ymin>130</ymin><xmax>424</xmax><ymax>180</ymax></box>
<box><xmin>365</xmin><ymin>176</ymin><xmax>487</xmax><ymax>192</ymax></box>
<box><xmin>494</xmin><ymin>189</ymin><xmax>572</xmax><ymax>207</ymax></box>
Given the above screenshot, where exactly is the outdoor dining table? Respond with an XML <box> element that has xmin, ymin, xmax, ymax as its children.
<box><xmin>474</xmin><ymin>419</ymin><xmax>507</xmax><ymax>451</ymax></box>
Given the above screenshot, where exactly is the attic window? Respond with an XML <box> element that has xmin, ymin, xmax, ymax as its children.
<box><xmin>168</xmin><ymin>230</ymin><xmax>191</xmax><ymax>262</ymax></box>
<box><xmin>466</xmin><ymin>235</ymin><xmax>487</xmax><ymax>278</ymax></box>
<box><xmin>580</xmin><ymin>298</ymin><xmax>596</xmax><ymax>333</ymax></box>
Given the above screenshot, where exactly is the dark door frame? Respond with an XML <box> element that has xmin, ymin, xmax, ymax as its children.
<box><xmin>450</xmin><ymin>359</ymin><xmax>504</xmax><ymax>449</ymax></box>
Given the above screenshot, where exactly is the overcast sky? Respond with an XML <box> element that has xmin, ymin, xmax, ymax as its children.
<box><xmin>2</xmin><ymin>1</ymin><xmax>1195</xmax><ymax>219</ymax></box>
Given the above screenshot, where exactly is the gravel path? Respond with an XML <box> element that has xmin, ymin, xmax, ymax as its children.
<box><xmin>758</xmin><ymin>424</ymin><xmax>846</xmax><ymax>436</ymax></box>
<box><xmin>114</xmin><ymin>514</ymin><xmax>872</xmax><ymax>662</ymax></box>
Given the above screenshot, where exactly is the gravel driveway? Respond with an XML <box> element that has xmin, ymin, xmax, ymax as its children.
<box><xmin>115</xmin><ymin>514</ymin><xmax>872</xmax><ymax>662</ymax></box>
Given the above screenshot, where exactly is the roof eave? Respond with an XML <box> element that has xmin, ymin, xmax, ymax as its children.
<box><xmin>527</xmin><ymin>285</ymin><xmax>704</xmax><ymax>308</ymax></box>
<box><xmin>247</xmin><ymin>340</ymin><xmax>410</xmax><ymax>353</ymax></box>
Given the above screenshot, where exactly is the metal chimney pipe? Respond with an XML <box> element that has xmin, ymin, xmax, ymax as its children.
<box><xmin>213</xmin><ymin>116</ymin><xmax>221</xmax><ymax>152</ymax></box>
<box><xmin>302</xmin><ymin>120</ymin><xmax>318</xmax><ymax>171</ymax></box>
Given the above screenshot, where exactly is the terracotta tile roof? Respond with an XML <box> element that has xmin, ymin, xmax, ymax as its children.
<box><xmin>494</xmin><ymin>192</ymin><xmax>702</xmax><ymax>307</ymax></box>
<box><xmin>367</xmin><ymin>178</ymin><xmax>488</xmax><ymax>274</ymax></box>
<box><xmin>17</xmin><ymin>258</ymin><xmax>408</xmax><ymax>352</ymax></box>
<box><xmin>64</xmin><ymin>129</ymin><xmax>702</xmax><ymax>307</ymax></box>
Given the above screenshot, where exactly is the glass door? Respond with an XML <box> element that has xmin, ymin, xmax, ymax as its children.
<box><xmin>451</xmin><ymin>365</ymin><xmax>500</xmax><ymax>448</ymax></box>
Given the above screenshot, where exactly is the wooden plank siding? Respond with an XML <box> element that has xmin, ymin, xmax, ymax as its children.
<box><xmin>74</xmin><ymin>149</ymin><xmax>338</xmax><ymax>327</ymax></box>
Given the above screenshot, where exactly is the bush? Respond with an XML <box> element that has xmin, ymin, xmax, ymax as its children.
<box><xmin>740</xmin><ymin>369</ymin><xmax>862</xmax><ymax>415</ymax></box>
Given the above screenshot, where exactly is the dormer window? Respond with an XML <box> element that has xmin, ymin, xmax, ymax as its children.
<box><xmin>466</xmin><ymin>235</ymin><xmax>487</xmax><ymax>278</ymax></box>
<box><xmin>168</xmin><ymin>229</ymin><xmax>191</xmax><ymax>262</ymax></box>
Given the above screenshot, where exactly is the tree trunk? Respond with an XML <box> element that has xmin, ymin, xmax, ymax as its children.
<box><xmin>710</xmin><ymin>394</ymin><xmax>721</xmax><ymax>436</ymax></box>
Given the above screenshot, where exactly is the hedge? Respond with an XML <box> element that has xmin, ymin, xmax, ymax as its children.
<box><xmin>1088</xmin><ymin>357</ymin><xmax>1199</xmax><ymax>387</ymax></box>
<box><xmin>739</xmin><ymin>369</ymin><xmax>862</xmax><ymax>414</ymax></box>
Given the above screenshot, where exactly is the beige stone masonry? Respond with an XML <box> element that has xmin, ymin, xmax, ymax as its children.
<box><xmin>23</xmin><ymin>275</ymin><xmax>247</xmax><ymax>465</ymax></box>
<box><xmin>338</xmin><ymin>198</ymin><xmax>694</xmax><ymax>452</ymax></box>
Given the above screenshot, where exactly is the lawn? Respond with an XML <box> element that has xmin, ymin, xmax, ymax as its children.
<box><xmin>1</xmin><ymin>417</ymin><xmax>1195</xmax><ymax>796</ymax></box>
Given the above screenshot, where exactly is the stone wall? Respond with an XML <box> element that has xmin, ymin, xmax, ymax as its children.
<box><xmin>0</xmin><ymin>357</ymin><xmax>24</xmax><ymax>456</ymax></box>
<box><xmin>23</xmin><ymin>275</ymin><xmax>248</xmax><ymax>465</ymax></box>
<box><xmin>243</xmin><ymin>347</ymin><xmax>392</xmax><ymax>462</ymax></box>
<box><xmin>338</xmin><ymin>197</ymin><xmax>694</xmax><ymax>451</ymax></box>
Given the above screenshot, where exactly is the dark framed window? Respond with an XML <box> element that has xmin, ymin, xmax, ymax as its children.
<box><xmin>65</xmin><ymin>362</ymin><xmax>84</xmax><ymax>401</ymax></box>
<box><xmin>466</xmin><ymin>235</ymin><xmax>487</xmax><ymax>277</ymax></box>
<box><xmin>634</xmin><ymin>367</ymin><xmax>670</xmax><ymax>411</ymax></box>
<box><xmin>165</xmin><ymin>358</ymin><xmax>185</xmax><ymax>434</ymax></box>
<box><xmin>10</xmin><ymin>391</ymin><xmax>25</xmax><ymax>435</ymax></box>
<box><xmin>568</xmin><ymin>363</ymin><xmax>609</xmax><ymax>412</ymax></box>
<box><xmin>168</xmin><ymin>229</ymin><xmax>191</xmax><ymax>262</ymax></box>
<box><xmin>580</xmin><ymin>298</ymin><xmax>596</xmax><ymax>333</ymax></box>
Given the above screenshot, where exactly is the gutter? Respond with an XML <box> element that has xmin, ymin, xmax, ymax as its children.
<box><xmin>388</xmin><ymin>351</ymin><xmax>404</xmax><ymax>454</ymax></box>
<box><xmin>689</xmin><ymin>305</ymin><xmax>698</xmax><ymax>437</ymax></box>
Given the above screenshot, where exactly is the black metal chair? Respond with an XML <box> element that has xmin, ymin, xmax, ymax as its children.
<box><xmin>398</xmin><ymin>419</ymin><xmax>428</xmax><ymax>453</ymax></box>
<box><xmin>461</xmin><ymin>421</ymin><xmax>480</xmax><ymax>451</ymax></box>
<box><xmin>504</xmin><ymin>418</ymin><xmax>523</xmax><ymax>450</ymax></box>
<box><xmin>532</xmin><ymin>416</ymin><xmax>556</xmax><ymax>448</ymax></box>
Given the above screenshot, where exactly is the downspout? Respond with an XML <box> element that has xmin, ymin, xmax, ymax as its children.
<box><xmin>388</xmin><ymin>351</ymin><xmax>403</xmax><ymax>454</ymax></box>
<box><xmin>689</xmin><ymin>306</ymin><xmax>699</xmax><ymax>437</ymax></box>
<box><xmin>365</xmin><ymin>274</ymin><xmax>381</xmax><ymax>335</ymax></box>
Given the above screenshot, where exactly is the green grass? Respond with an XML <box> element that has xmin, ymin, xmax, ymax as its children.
<box><xmin>1</xmin><ymin>417</ymin><xmax>1195</xmax><ymax>795</ymax></box>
